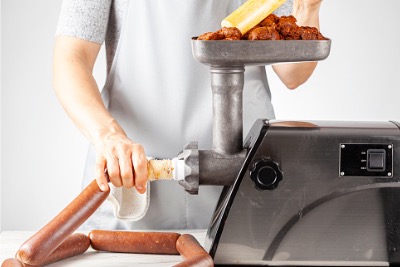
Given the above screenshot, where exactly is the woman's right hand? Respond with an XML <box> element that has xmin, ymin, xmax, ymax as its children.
<box><xmin>94</xmin><ymin>130</ymin><xmax>148</xmax><ymax>194</ymax></box>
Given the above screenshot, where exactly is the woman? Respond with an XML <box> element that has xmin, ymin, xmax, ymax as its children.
<box><xmin>53</xmin><ymin>0</ymin><xmax>323</xmax><ymax>230</ymax></box>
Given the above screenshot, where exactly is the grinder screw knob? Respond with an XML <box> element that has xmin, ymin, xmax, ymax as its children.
<box><xmin>250</xmin><ymin>159</ymin><xmax>283</xmax><ymax>190</ymax></box>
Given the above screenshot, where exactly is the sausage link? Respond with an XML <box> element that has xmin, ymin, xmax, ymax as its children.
<box><xmin>1</xmin><ymin>259</ymin><xmax>25</xmax><ymax>267</ymax></box>
<box><xmin>41</xmin><ymin>233</ymin><xmax>90</xmax><ymax>266</ymax></box>
<box><xmin>89</xmin><ymin>230</ymin><xmax>180</xmax><ymax>255</ymax></box>
<box><xmin>175</xmin><ymin>234</ymin><xmax>209</xmax><ymax>259</ymax></box>
<box><xmin>173</xmin><ymin>254</ymin><xmax>214</xmax><ymax>267</ymax></box>
<box><xmin>2</xmin><ymin>234</ymin><xmax>90</xmax><ymax>267</ymax></box>
<box><xmin>16</xmin><ymin>180</ymin><xmax>109</xmax><ymax>266</ymax></box>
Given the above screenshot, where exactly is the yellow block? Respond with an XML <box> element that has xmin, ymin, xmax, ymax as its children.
<box><xmin>222</xmin><ymin>0</ymin><xmax>288</xmax><ymax>35</ymax></box>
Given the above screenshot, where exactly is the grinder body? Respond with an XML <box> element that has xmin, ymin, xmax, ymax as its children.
<box><xmin>206</xmin><ymin>119</ymin><xmax>400</xmax><ymax>266</ymax></box>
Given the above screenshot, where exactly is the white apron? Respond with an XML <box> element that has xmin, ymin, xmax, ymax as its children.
<box><xmin>82</xmin><ymin>0</ymin><xmax>275</xmax><ymax>230</ymax></box>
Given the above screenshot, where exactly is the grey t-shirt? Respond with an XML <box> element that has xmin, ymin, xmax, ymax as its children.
<box><xmin>55</xmin><ymin>0</ymin><xmax>294</xmax><ymax>230</ymax></box>
<box><xmin>56</xmin><ymin>0</ymin><xmax>293</xmax><ymax>72</ymax></box>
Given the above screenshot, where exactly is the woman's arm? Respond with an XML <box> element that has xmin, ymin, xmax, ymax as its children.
<box><xmin>272</xmin><ymin>0</ymin><xmax>323</xmax><ymax>89</ymax></box>
<box><xmin>53</xmin><ymin>36</ymin><xmax>148</xmax><ymax>193</ymax></box>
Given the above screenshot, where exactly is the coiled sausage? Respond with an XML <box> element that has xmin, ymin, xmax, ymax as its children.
<box><xmin>41</xmin><ymin>233</ymin><xmax>90</xmax><ymax>266</ymax></box>
<box><xmin>2</xmin><ymin>233</ymin><xmax>90</xmax><ymax>267</ymax></box>
<box><xmin>16</xmin><ymin>180</ymin><xmax>109</xmax><ymax>266</ymax></box>
<box><xmin>174</xmin><ymin>234</ymin><xmax>213</xmax><ymax>267</ymax></box>
<box><xmin>1</xmin><ymin>258</ymin><xmax>25</xmax><ymax>267</ymax></box>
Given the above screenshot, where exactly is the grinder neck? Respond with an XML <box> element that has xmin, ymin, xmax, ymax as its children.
<box><xmin>210</xmin><ymin>66</ymin><xmax>245</xmax><ymax>155</ymax></box>
<box><xmin>178</xmin><ymin>66</ymin><xmax>246</xmax><ymax>193</ymax></box>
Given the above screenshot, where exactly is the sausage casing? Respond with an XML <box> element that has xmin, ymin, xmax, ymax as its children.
<box><xmin>175</xmin><ymin>234</ymin><xmax>213</xmax><ymax>267</ymax></box>
<box><xmin>176</xmin><ymin>234</ymin><xmax>209</xmax><ymax>259</ymax></box>
<box><xmin>3</xmin><ymin>234</ymin><xmax>90</xmax><ymax>267</ymax></box>
<box><xmin>89</xmin><ymin>230</ymin><xmax>180</xmax><ymax>255</ymax></box>
<box><xmin>16</xmin><ymin>180</ymin><xmax>109</xmax><ymax>266</ymax></box>
<box><xmin>173</xmin><ymin>254</ymin><xmax>214</xmax><ymax>267</ymax></box>
<box><xmin>1</xmin><ymin>258</ymin><xmax>25</xmax><ymax>267</ymax></box>
<box><xmin>41</xmin><ymin>233</ymin><xmax>90</xmax><ymax>266</ymax></box>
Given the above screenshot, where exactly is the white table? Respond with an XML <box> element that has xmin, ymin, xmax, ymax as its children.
<box><xmin>0</xmin><ymin>230</ymin><xmax>207</xmax><ymax>266</ymax></box>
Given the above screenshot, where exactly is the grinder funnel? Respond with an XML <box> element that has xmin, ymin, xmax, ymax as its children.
<box><xmin>191</xmin><ymin>38</ymin><xmax>331</xmax><ymax>155</ymax></box>
<box><xmin>176</xmin><ymin>39</ymin><xmax>331</xmax><ymax>193</ymax></box>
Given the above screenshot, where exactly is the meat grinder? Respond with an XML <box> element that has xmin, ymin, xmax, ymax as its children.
<box><xmin>175</xmin><ymin>38</ymin><xmax>400</xmax><ymax>266</ymax></box>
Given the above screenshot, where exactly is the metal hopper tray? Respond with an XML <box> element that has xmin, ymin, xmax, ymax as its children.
<box><xmin>191</xmin><ymin>38</ymin><xmax>331</xmax><ymax>67</ymax></box>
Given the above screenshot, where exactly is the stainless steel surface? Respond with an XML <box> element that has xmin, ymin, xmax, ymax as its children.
<box><xmin>178</xmin><ymin>142</ymin><xmax>246</xmax><ymax>194</ymax></box>
<box><xmin>206</xmin><ymin>120</ymin><xmax>400</xmax><ymax>266</ymax></box>
<box><xmin>211</xmin><ymin>67</ymin><xmax>244</xmax><ymax>155</ymax></box>
<box><xmin>181</xmin><ymin>40</ymin><xmax>332</xmax><ymax>191</ymax></box>
<box><xmin>198</xmin><ymin>149</ymin><xmax>246</xmax><ymax>186</ymax></box>
<box><xmin>178</xmin><ymin>142</ymin><xmax>199</xmax><ymax>194</ymax></box>
<box><xmin>192</xmin><ymin>39</ymin><xmax>331</xmax><ymax>67</ymax></box>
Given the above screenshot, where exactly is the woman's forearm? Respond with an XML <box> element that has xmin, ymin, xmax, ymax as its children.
<box><xmin>53</xmin><ymin>36</ymin><xmax>126</xmax><ymax>145</ymax></box>
<box><xmin>272</xmin><ymin>0</ymin><xmax>322</xmax><ymax>89</ymax></box>
<box><xmin>53</xmin><ymin>36</ymin><xmax>148</xmax><ymax>192</ymax></box>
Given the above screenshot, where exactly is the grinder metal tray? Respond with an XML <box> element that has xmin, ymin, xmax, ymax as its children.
<box><xmin>191</xmin><ymin>38</ymin><xmax>331</xmax><ymax>66</ymax></box>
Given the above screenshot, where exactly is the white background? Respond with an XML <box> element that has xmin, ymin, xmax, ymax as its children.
<box><xmin>1</xmin><ymin>0</ymin><xmax>400</xmax><ymax>231</ymax></box>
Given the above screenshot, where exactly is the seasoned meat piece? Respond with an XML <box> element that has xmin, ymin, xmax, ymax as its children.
<box><xmin>258</xmin><ymin>13</ymin><xmax>279</xmax><ymax>27</ymax></box>
<box><xmin>198</xmin><ymin>27</ymin><xmax>241</xmax><ymax>40</ymax></box>
<box><xmin>317</xmin><ymin>32</ymin><xmax>327</xmax><ymax>40</ymax></box>
<box><xmin>296</xmin><ymin>26</ymin><xmax>327</xmax><ymax>40</ymax></box>
<box><xmin>197</xmin><ymin>31</ymin><xmax>224</xmax><ymax>40</ymax></box>
<box><xmin>284</xmin><ymin>28</ymin><xmax>302</xmax><ymax>40</ymax></box>
<box><xmin>276</xmin><ymin>15</ymin><xmax>299</xmax><ymax>37</ymax></box>
<box><xmin>218</xmin><ymin>27</ymin><xmax>242</xmax><ymax>40</ymax></box>
<box><xmin>242</xmin><ymin>27</ymin><xmax>258</xmax><ymax>40</ymax></box>
<box><xmin>299</xmin><ymin>26</ymin><xmax>320</xmax><ymax>40</ymax></box>
<box><xmin>247</xmin><ymin>26</ymin><xmax>281</xmax><ymax>40</ymax></box>
<box><xmin>277</xmin><ymin>15</ymin><xmax>297</xmax><ymax>24</ymax></box>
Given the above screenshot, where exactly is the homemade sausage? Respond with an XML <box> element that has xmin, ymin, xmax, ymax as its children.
<box><xmin>176</xmin><ymin>234</ymin><xmax>209</xmax><ymax>259</ymax></box>
<box><xmin>16</xmin><ymin>180</ymin><xmax>109</xmax><ymax>266</ymax></box>
<box><xmin>175</xmin><ymin>234</ymin><xmax>213</xmax><ymax>267</ymax></box>
<box><xmin>2</xmin><ymin>234</ymin><xmax>90</xmax><ymax>267</ymax></box>
<box><xmin>41</xmin><ymin>233</ymin><xmax>90</xmax><ymax>266</ymax></box>
<box><xmin>1</xmin><ymin>258</ymin><xmax>25</xmax><ymax>267</ymax></box>
<box><xmin>89</xmin><ymin>230</ymin><xmax>180</xmax><ymax>255</ymax></box>
<box><xmin>173</xmin><ymin>254</ymin><xmax>214</xmax><ymax>267</ymax></box>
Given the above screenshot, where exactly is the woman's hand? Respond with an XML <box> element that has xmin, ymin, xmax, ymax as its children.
<box><xmin>94</xmin><ymin>129</ymin><xmax>148</xmax><ymax>194</ymax></box>
<box><xmin>271</xmin><ymin>0</ymin><xmax>323</xmax><ymax>89</ymax></box>
<box><xmin>293</xmin><ymin>0</ymin><xmax>323</xmax><ymax>27</ymax></box>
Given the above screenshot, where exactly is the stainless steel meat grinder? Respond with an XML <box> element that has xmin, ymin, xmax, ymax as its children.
<box><xmin>175</xmin><ymin>38</ymin><xmax>400</xmax><ymax>266</ymax></box>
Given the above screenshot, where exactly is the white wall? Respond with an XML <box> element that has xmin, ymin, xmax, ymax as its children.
<box><xmin>0</xmin><ymin>0</ymin><xmax>2</xmax><ymax>232</ymax></box>
<box><xmin>1</xmin><ymin>0</ymin><xmax>106</xmax><ymax>231</ymax></box>
<box><xmin>1</xmin><ymin>0</ymin><xmax>400</xmax><ymax>230</ymax></box>
<box><xmin>270</xmin><ymin>2</ymin><xmax>400</xmax><ymax>121</ymax></box>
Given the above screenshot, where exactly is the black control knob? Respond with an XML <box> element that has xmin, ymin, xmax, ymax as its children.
<box><xmin>250</xmin><ymin>159</ymin><xmax>283</xmax><ymax>190</ymax></box>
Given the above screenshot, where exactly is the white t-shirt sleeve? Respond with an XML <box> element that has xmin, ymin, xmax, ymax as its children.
<box><xmin>56</xmin><ymin>0</ymin><xmax>112</xmax><ymax>44</ymax></box>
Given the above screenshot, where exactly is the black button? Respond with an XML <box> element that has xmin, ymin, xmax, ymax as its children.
<box><xmin>250</xmin><ymin>159</ymin><xmax>283</xmax><ymax>190</ymax></box>
<box><xmin>367</xmin><ymin>149</ymin><xmax>386</xmax><ymax>171</ymax></box>
<box><xmin>257</xmin><ymin>166</ymin><xmax>277</xmax><ymax>187</ymax></box>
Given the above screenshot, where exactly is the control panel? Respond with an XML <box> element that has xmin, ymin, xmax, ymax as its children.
<box><xmin>339</xmin><ymin>143</ymin><xmax>393</xmax><ymax>177</ymax></box>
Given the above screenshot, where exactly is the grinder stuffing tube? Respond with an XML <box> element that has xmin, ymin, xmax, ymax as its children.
<box><xmin>104</xmin><ymin>158</ymin><xmax>185</xmax><ymax>183</ymax></box>
<box><xmin>147</xmin><ymin>158</ymin><xmax>185</xmax><ymax>181</ymax></box>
